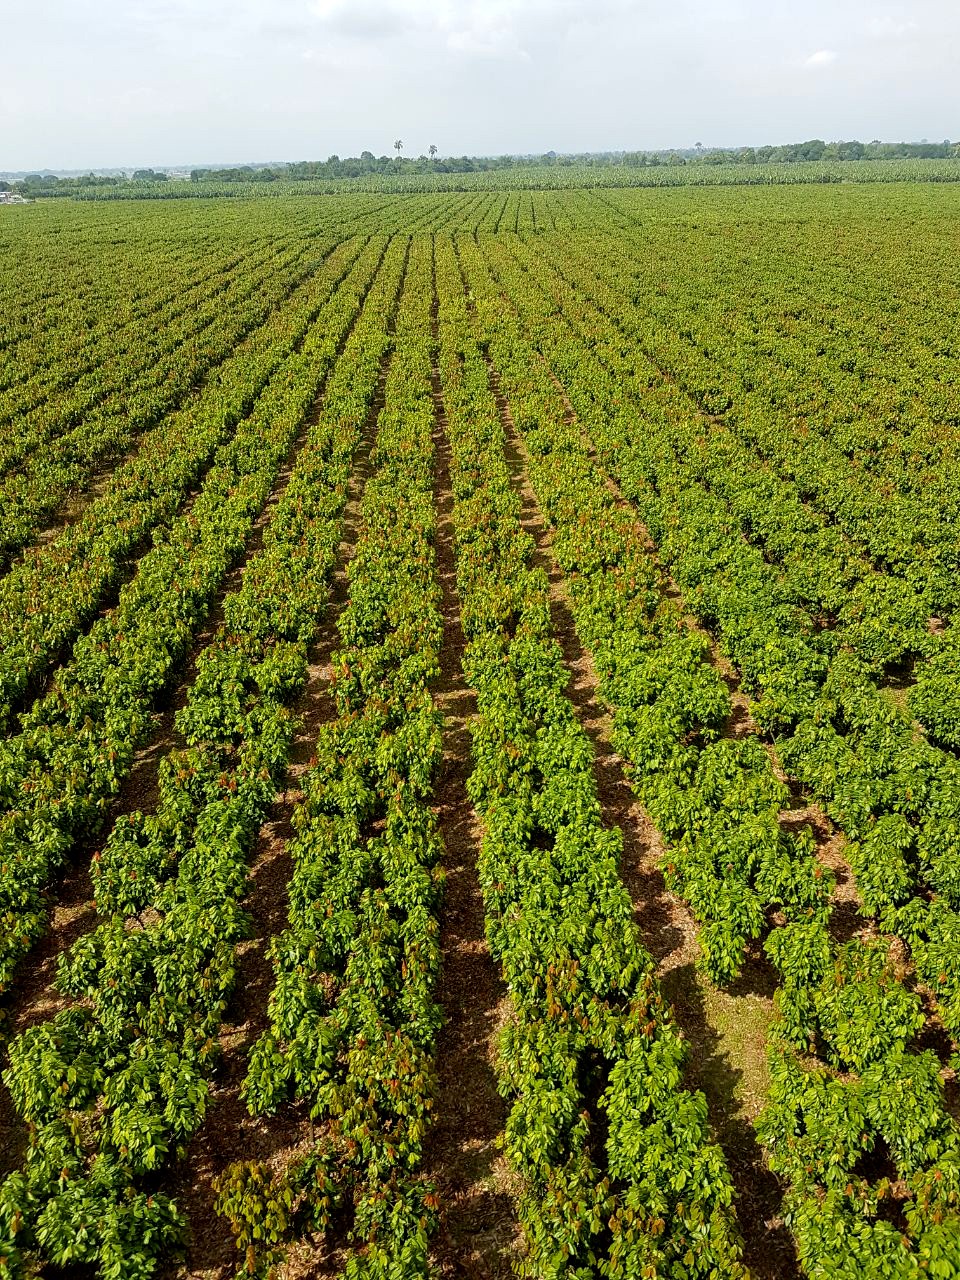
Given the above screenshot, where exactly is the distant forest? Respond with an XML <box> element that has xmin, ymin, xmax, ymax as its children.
<box><xmin>5</xmin><ymin>138</ymin><xmax>958</xmax><ymax>196</ymax></box>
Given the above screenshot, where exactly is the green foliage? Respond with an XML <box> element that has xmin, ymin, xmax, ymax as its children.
<box><xmin>0</xmin><ymin>233</ymin><xmax>408</xmax><ymax>1279</ymax></box>
<box><xmin>213</xmin><ymin>1162</ymin><xmax>292</xmax><ymax>1278</ymax></box>
<box><xmin>7</xmin><ymin>181</ymin><xmax>960</xmax><ymax>1276</ymax></box>
<box><xmin>453</xmin><ymin>215</ymin><xmax>960</xmax><ymax>1273</ymax></box>
<box><xmin>434</xmin><ymin>236</ymin><xmax>747</xmax><ymax>1275</ymax></box>
<box><xmin>231</xmin><ymin>238</ymin><xmax>445</xmax><ymax>1275</ymax></box>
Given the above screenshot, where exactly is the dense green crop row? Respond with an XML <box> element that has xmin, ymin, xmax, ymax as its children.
<box><xmin>3</xmin><ymin>185</ymin><xmax>960</xmax><ymax>1277</ymax></box>
<box><xmin>523</xmin><ymin>232</ymin><xmax>960</xmax><ymax>678</ymax></box>
<box><xmin>62</xmin><ymin>158</ymin><xmax>960</xmax><ymax>200</ymax></box>
<box><xmin>0</xmin><ymin>236</ymin><xmax>379</xmax><ymax>731</ymax></box>
<box><xmin>0</xmin><ymin>199</ymin><xmax>404</xmax><ymax>406</ymax></box>
<box><xmin>0</xmin><ymin>237</ymin><xmax>339</xmax><ymax>566</ymax></box>
<box><xmin>0</xmin><ymin>239</ymin><xmax>395</xmax><ymax>994</ymax></box>
<box><xmin>0</xmin><ymin>198</ymin><xmax>383</xmax><ymax>356</ymax></box>
<box><xmin>460</xmin><ymin>235</ymin><xmax>827</xmax><ymax>982</ymax></box>
<box><xmin>0</xmin><ymin>236</ymin><xmax>408</xmax><ymax>1280</ymax></box>
<box><xmin>465</xmin><ymin>230</ymin><xmax>960</xmax><ymax>1275</ymax></box>
<box><xmin>0</xmin><ymin>197</ymin><xmax>482</xmax><ymax>590</ymax></box>
<box><xmin>215</xmin><ymin>236</ymin><xmax>445</xmax><ymax>1277</ymax></box>
<box><xmin>438</xmin><ymin>236</ymin><xmax>747</xmax><ymax>1277</ymax></box>
<box><xmin>0</xmin><ymin>243</ymin><xmax>253</xmax><ymax>436</ymax></box>
<box><xmin>532</xmin><ymin>226</ymin><xmax>960</xmax><ymax>753</ymax></box>
<box><xmin>475</xmin><ymin>228</ymin><xmax>960</xmax><ymax>1044</ymax></box>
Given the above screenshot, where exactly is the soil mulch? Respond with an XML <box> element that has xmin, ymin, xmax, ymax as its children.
<box><xmin>488</xmin><ymin>355</ymin><xmax>800</xmax><ymax>1280</ymax></box>
<box><xmin>422</xmin><ymin>314</ymin><xmax>522</xmax><ymax>1280</ymax></box>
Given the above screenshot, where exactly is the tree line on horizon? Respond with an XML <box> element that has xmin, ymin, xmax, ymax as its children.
<box><xmin>5</xmin><ymin>138</ymin><xmax>958</xmax><ymax>195</ymax></box>
<box><xmin>186</xmin><ymin>138</ymin><xmax>960</xmax><ymax>183</ymax></box>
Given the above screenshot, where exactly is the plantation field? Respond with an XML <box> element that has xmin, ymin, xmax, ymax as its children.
<box><xmin>1</xmin><ymin>180</ymin><xmax>960</xmax><ymax>1279</ymax></box>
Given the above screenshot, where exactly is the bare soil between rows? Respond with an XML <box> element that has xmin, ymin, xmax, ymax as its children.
<box><xmin>484</xmin><ymin>346</ymin><xmax>800</xmax><ymax>1280</ymax></box>
<box><xmin>422</xmin><ymin>328</ymin><xmax>521</xmax><ymax>1280</ymax></box>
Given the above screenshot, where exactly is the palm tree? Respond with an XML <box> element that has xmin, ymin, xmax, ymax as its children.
<box><xmin>394</xmin><ymin>139</ymin><xmax>403</xmax><ymax>162</ymax></box>
<box><xmin>428</xmin><ymin>144</ymin><xmax>438</xmax><ymax>160</ymax></box>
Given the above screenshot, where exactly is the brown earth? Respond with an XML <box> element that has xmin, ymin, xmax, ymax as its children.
<box><xmin>484</xmin><ymin>347</ymin><xmax>799</xmax><ymax>1279</ymax></box>
<box><xmin>422</xmin><ymin>329</ymin><xmax>522</xmax><ymax>1280</ymax></box>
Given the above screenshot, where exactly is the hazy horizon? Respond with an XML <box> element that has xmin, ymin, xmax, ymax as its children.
<box><xmin>3</xmin><ymin>137</ymin><xmax>954</xmax><ymax>180</ymax></box>
<box><xmin>4</xmin><ymin>0</ymin><xmax>958</xmax><ymax>172</ymax></box>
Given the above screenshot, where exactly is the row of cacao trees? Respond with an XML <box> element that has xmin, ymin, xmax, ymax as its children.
<box><xmin>0</xmin><ymin>236</ymin><xmax>399</xmax><ymax>993</ymax></box>
<box><xmin>466</xmin><ymin>228</ymin><xmax>960</xmax><ymax>1276</ymax></box>
<box><xmin>215</xmin><ymin>235</ymin><xmax>446</xmax><ymax>1277</ymax></box>
<box><xmin>3</xmin><ymin>206</ymin><xmax>959</xmax><ymax>1275</ymax></box>
<box><xmin>0</xmin><ymin>236</ymin><xmax>410</xmax><ymax>1278</ymax></box>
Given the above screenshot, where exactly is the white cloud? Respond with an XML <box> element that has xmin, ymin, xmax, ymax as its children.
<box><xmin>446</xmin><ymin>26</ymin><xmax>530</xmax><ymax>60</ymax></box>
<box><xmin>869</xmin><ymin>15</ymin><xmax>919</xmax><ymax>38</ymax></box>
<box><xmin>305</xmin><ymin>0</ymin><xmax>624</xmax><ymax>59</ymax></box>
<box><xmin>306</xmin><ymin>0</ymin><xmax>424</xmax><ymax>39</ymax></box>
<box><xmin>4</xmin><ymin>0</ymin><xmax>960</xmax><ymax>169</ymax></box>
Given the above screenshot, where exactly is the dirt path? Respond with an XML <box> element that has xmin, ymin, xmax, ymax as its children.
<box><xmin>421</xmin><ymin>312</ymin><xmax>521</xmax><ymax>1280</ymax></box>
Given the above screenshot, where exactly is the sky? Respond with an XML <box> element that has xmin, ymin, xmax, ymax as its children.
<box><xmin>2</xmin><ymin>0</ymin><xmax>957</xmax><ymax>170</ymax></box>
